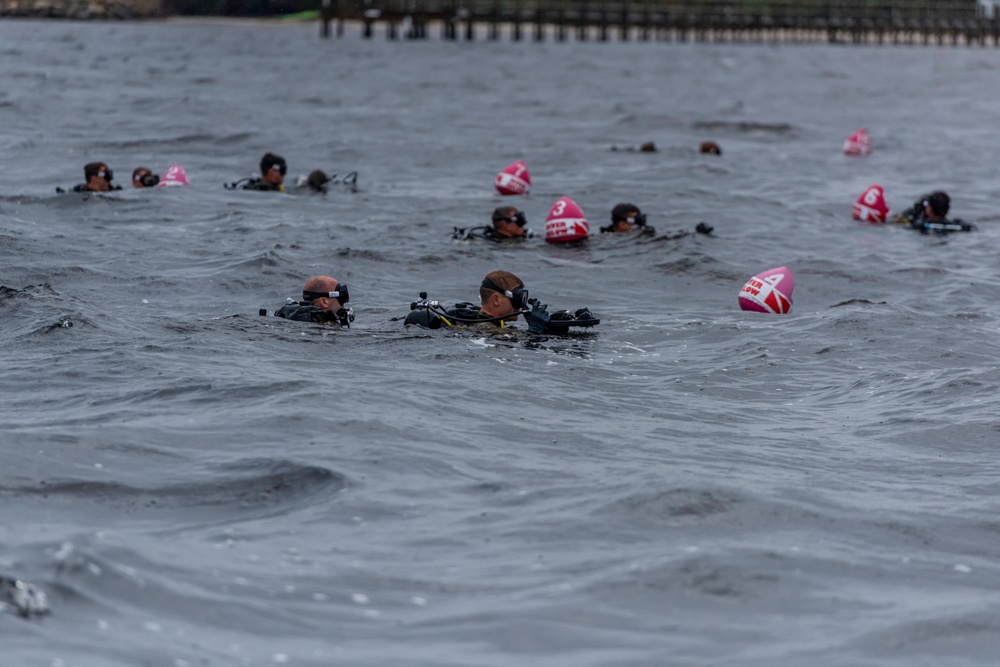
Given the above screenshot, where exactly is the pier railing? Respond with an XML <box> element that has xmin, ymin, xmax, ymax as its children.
<box><xmin>319</xmin><ymin>0</ymin><xmax>1000</xmax><ymax>45</ymax></box>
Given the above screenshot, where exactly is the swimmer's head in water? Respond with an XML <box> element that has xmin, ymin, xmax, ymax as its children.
<box><xmin>924</xmin><ymin>191</ymin><xmax>950</xmax><ymax>219</ymax></box>
<box><xmin>307</xmin><ymin>169</ymin><xmax>329</xmax><ymax>193</ymax></box>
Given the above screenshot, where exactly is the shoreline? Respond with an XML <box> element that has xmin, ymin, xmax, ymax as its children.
<box><xmin>3</xmin><ymin>12</ymin><xmax>998</xmax><ymax>47</ymax></box>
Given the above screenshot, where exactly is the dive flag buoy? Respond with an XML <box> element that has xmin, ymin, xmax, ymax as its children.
<box><xmin>843</xmin><ymin>128</ymin><xmax>872</xmax><ymax>156</ymax></box>
<box><xmin>544</xmin><ymin>196</ymin><xmax>589</xmax><ymax>243</ymax></box>
<box><xmin>495</xmin><ymin>160</ymin><xmax>531</xmax><ymax>196</ymax></box>
<box><xmin>159</xmin><ymin>164</ymin><xmax>190</xmax><ymax>187</ymax></box>
<box><xmin>739</xmin><ymin>267</ymin><xmax>794</xmax><ymax>314</ymax></box>
<box><xmin>852</xmin><ymin>184</ymin><xmax>889</xmax><ymax>223</ymax></box>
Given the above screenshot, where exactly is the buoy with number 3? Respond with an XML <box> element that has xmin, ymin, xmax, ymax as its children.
<box><xmin>739</xmin><ymin>267</ymin><xmax>794</xmax><ymax>314</ymax></box>
<box><xmin>159</xmin><ymin>164</ymin><xmax>190</xmax><ymax>187</ymax></box>
<box><xmin>852</xmin><ymin>184</ymin><xmax>888</xmax><ymax>223</ymax></box>
<box><xmin>843</xmin><ymin>128</ymin><xmax>872</xmax><ymax>156</ymax></box>
<box><xmin>494</xmin><ymin>160</ymin><xmax>531</xmax><ymax>196</ymax></box>
<box><xmin>544</xmin><ymin>196</ymin><xmax>590</xmax><ymax>243</ymax></box>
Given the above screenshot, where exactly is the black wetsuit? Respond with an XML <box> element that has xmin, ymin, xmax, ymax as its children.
<box><xmin>405</xmin><ymin>302</ymin><xmax>504</xmax><ymax>329</ymax></box>
<box><xmin>452</xmin><ymin>226</ymin><xmax>530</xmax><ymax>242</ymax></box>
<box><xmin>599</xmin><ymin>224</ymin><xmax>657</xmax><ymax>235</ymax></box>
<box><xmin>239</xmin><ymin>178</ymin><xmax>285</xmax><ymax>192</ymax></box>
<box><xmin>892</xmin><ymin>204</ymin><xmax>974</xmax><ymax>234</ymax></box>
<box><xmin>275</xmin><ymin>301</ymin><xmax>343</xmax><ymax>324</ymax></box>
<box><xmin>68</xmin><ymin>183</ymin><xmax>122</xmax><ymax>193</ymax></box>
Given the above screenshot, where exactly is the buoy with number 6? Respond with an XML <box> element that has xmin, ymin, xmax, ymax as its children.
<box><xmin>739</xmin><ymin>267</ymin><xmax>794</xmax><ymax>314</ymax></box>
<box><xmin>544</xmin><ymin>196</ymin><xmax>590</xmax><ymax>243</ymax></box>
<box><xmin>495</xmin><ymin>160</ymin><xmax>531</xmax><ymax>196</ymax></box>
<box><xmin>852</xmin><ymin>184</ymin><xmax>888</xmax><ymax>223</ymax></box>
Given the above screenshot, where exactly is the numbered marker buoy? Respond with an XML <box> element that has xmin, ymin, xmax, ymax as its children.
<box><xmin>843</xmin><ymin>129</ymin><xmax>872</xmax><ymax>157</ymax></box>
<box><xmin>159</xmin><ymin>164</ymin><xmax>190</xmax><ymax>187</ymax></box>
<box><xmin>852</xmin><ymin>184</ymin><xmax>888</xmax><ymax>223</ymax></box>
<box><xmin>494</xmin><ymin>160</ymin><xmax>531</xmax><ymax>196</ymax></box>
<box><xmin>739</xmin><ymin>267</ymin><xmax>794</xmax><ymax>314</ymax></box>
<box><xmin>544</xmin><ymin>196</ymin><xmax>589</xmax><ymax>244</ymax></box>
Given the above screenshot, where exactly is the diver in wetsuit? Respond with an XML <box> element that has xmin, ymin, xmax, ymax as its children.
<box><xmin>131</xmin><ymin>166</ymin><xmax>160</xmax><ymax>188</ymax></box>
<box><xmin>403</xmin><ymin>270</ymin><xmax>598</xmax><ymax>335</ymax></box>
<box><xmin>58</xmin><ymin>162</ymin><xmax>122</xmax><ymax>193</ymax></box>
<box><xmin>233</xmin><ymin>153</ymin><xmax>287</xmax><ymax>192</ymax></box>
<box><xmin>601</xmin><ymin>203</ymin><xmax>655</xmax><ymax>235</ymax></box>
<box><xmin>269</xmin><ymin>275</ymin><xmax>354</xmax><ymax>326</ymax></box>
<box><xmin>890</xmin><ymin>191</ymin><xmax>975</xmax><ymax>234</ymax></box>
<box><xmin>600</xmin><ymin>202</ymin><xmax>714</xmax><ymax>238</ymax></box>
<box><xmin>453</xmin><ymin>206</ymin><xmax>533</xmax><ymax>242</ymax></box>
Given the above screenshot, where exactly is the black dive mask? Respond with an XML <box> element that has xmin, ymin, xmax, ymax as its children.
<box><xmin>270</xmin><ymin>162</ymin><xmax>287</xmax><ymax>176</ymax></box>
<box><xmin>513</xmin><ymin>211</ymin><xmax>527</xmax><ymax>227</ymax></box>
<box><xmin>493</xmin><ymin>210</ymin><xmax>527</xmax><ymax>227</ymax></box>
<box><xmin>98</xmin><ymin>168</ymin><xmax>114</xmax><ymax>182</ymax></box>
<box><xmin>482</xmin><ymin>277</ymin><xmax>529</xmax><ymax>310</ymax></box>
<box><xmin>628</xmin><ymin>212</ymin><xmax>647</xmax><ymax>227</ymax></box>
<box><xmin>136</xmin><ymin>173</ymin><xmax>160</xmax><ymax>187</ymax></box>
<box><xmin>303</xmin><ymin>283</ymin><xmax>349</xmax><ymax>305</ymax></box>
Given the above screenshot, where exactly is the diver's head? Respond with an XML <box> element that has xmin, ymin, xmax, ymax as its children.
<box><xmin>491</xmin><ymin>205</ymin><xmax>528</xmax><ymax>238</ymax></box>
<box><xmin>923</xmin><ymin>191</ymin><xmax>950</xmax><ymax>221</ymax></box>
<box><xmin>260</xmin><ymin>152</ymin><xmax>287</xmax><ymax>186</ymax></box>
<box><xmin>700</xmin><ymin>140</ymin><xmax>722</xmax><ymax>155</ymax></box>
<box><xmin>479</xmin><ymin>270</ymin><xmax>527</xmax><ymax>321</ymax></box>
<box><xmin>609</xmin><ymin>202</ymin><xmax>646</xmax><ymax>233</ymax></box>
<box><xmin>131</xmin><ymin>166</ymin><xmax>160</xmax><ymax>188</ymax></box>
<box><xmin>306</xmin><ymin>169</ymin><xmax>329</xmax><ymax>193</ymax></box>
<box><xmin>84</xmin><ymin>161</ymin><xmax>113</xmax><ymax>192</ymax></box>
<box><xmin>302</xmin><ymin>275</ymin><xmax>349</xmax><ymax>312</ymax></box>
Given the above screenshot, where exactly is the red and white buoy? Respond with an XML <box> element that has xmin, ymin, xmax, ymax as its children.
<box><xmin>544</xmin><ymin>196</ymin><xmax>589</xmax><ymax>244</ymax></box>
<box><xmin>159</xmin><ymin>164</ymin><xmax>190</xmax><ymax>187</ymax></box>
<box><xmin>494</xmin><ymin>160</ymin><xmax>531</xmax><ymax>196</ymax></box>
<box><xmin>843</xmin><ymin>128</ymin><xmax>872</xmax><ymax>157</ymax></box>
<box><xmin>852</xmin><ymin>184</ymin><xmax>889</xmax><ymax>223</ymax></box>
<box><xmin>739</xmin><ymin>267</ymin><xmax>794</xmax><ymax>314</ymax></box>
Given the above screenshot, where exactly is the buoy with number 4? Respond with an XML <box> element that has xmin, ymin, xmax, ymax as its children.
<box><xmin>494</xmin><ymin>160</ymin><xmax>531</xmax><ymax>196</ymax></box>
<box><xmin>852</xmin><ymin>184</ymin><xmax>888</xmax><ymax>223</ymax></box>
<box><xmin>739</xmin><ymin>267</ymin><xmax>794</xmax><ymax>314</ymax></box>
<box><xmin>843</xmin><ymin>129</ymin><xmax>872</xmax><ymax>156</ymax></box>
<box><xmin>159</xmin><ymin>164</ymin><xmax>190</xmax><ymax>187</ymax></box>
<box><xmin>544</xmin><ymin>196</ymin><xmax>589</xmax><ymax>243</ymax></box>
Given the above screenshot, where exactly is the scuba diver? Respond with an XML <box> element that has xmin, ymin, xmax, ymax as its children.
<box><xmin>292</xmin><ymin>169</ymin><xmax>360</xmax><ymax>194</ymax></box>
<box><xmin>601</xmin><ymin>203</ymin><xmax>655</xmax><ymax>235</ymax></box>
<box><xmin>890</xmin><ymin>191</ymin><xmax>975</xmax><ymax>234</ymax></box>
<box><xmin>131</xmin><ymin>166</ymin><xmax>160</xmax><ymax>188</ymax></box>
<box><xmin>453</xmin><ymin>206</ymin><xmax>534</xmax><ymax>242</ymax></box>
<box><xmin>403</xmin><ymin>270</ymin><xmax>599</xmax><ymax>335</ymax></box>
<box><xmin>227</xmin><ymin>152</ymin><xmax>287</xmax><ymax>192</ymax></box>
<box><xmin>56</xmin><ymin>162</ymin><xmax>122</xmax><ymax>193</ymax></box>
<box><xmin>261</xmin><ymin>275</ymin><xmax>355</xmax><ymax>327</ymax></box>
<box><xmin>600</xmin><ymin>202</ymin><xmax>714</xmax><ymax>238</ymax></box>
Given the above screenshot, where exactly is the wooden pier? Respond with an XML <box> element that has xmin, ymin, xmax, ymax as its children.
<box><xmin>320</xmin><ymin>0</ymin><xmax>1000</xmax><ymax>46</ymax></box>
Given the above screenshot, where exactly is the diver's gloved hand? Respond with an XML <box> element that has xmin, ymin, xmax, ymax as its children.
<box><xmin>524</xmin><ymin>301</ymin><xmax>551</xmax><ymax>335</ymax></box>
<box><xmin>696</xmin><ymin>222</ymin><xmax>714</xmax><ymax>235</ymax></box>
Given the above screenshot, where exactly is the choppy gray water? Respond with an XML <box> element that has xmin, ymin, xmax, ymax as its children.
<box><xmin>4</xmin><ymin>17</ymin><xmax>1000</xmax><ymax>667</ymax></box>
